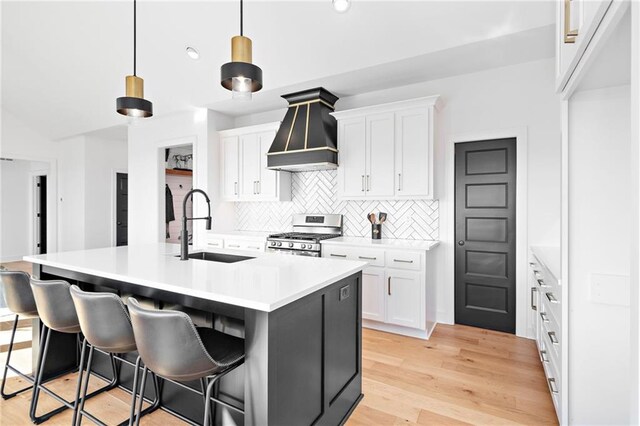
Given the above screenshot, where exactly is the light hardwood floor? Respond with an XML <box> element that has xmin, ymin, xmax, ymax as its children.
<box><xmin>0</xmin><ymin>324</ymin><xmax>557</xmax><ymax>425</ymax></box>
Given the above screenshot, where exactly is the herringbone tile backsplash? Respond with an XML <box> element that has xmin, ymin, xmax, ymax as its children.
<box><xmin>235</xmin><ymin>170</ymin><xmax>438</xmax><ymax>240</ymax></box>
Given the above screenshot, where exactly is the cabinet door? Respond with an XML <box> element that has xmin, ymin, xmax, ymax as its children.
<box><xmin>258</xmin><ymin>130</ymin><xmax>278</xmax><ymax>199</ymax></box>
<box><xmin>395</xmin><ymin>108</ymin><xmax>430</xmax><ymax>198</ymax></box>
<box><xmin>221</xmin><ymin>136</ymin><xmax>239</xmax><ymax>200</ymax></box>
<box><xmin>337</xmin><ymin>117</ymin><xmax>367</xmax><ymax>198</ymax></box>
<box><xmin>366</xmin><ymin>113</ymin><xmax>395</xmax><ymax>198</ymax></box>
<box><xmin>385</xmin><ymin>269</ymin><xmax>423</xmax><ymax>329</ymax></box>
<box><xmin>362</xmin><ymin>267</ymin><xmax>385</xmax><ymax>321</ymax></box>
<box><xmin>240</xmin><ymin>133</ymin><xmax>260</xmax><ymax>198</ymax></box>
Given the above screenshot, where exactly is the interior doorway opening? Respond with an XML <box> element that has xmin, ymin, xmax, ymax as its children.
<box><xmin>164</xmin><ymin>145</ymin><xmax>194</xmax><ymax>245</ymax></box>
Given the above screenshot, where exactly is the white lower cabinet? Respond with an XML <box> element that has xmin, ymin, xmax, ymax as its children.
<box><xmin>385</xmin><ymin>269</ymin><xmax>422</xmax><ymax>329</ymax></box>
<box><xmin>362</xmin><ymin>267</ymin><xmax>385</xmax><ymax>322</ymax></box>
<box><xmin>323</xmin><ymin>243</ymin><xmax>435</xmax><ymax>339</ymax></box>
<box><xmin>206</xmin><ymin>233</ymin><xmax>265</xmax><ymax>253</ymax></box>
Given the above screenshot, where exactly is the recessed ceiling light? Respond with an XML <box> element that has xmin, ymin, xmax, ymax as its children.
<box><xmin>186</xmin><ymin>46</ymin><xmax>200</xmax><ymax>60</ymax></box>
<box><xmin>332</xmin><ymin>0</ymin><xmax>351</xmax><ymax>13</ymax></box>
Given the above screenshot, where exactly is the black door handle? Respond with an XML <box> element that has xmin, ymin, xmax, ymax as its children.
<box><xmin>458</xmin><ymin>240</ymin><xmax>465</xmax><ymax>246</ymax></box>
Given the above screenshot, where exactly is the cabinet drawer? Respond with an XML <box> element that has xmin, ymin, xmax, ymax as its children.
<box><xmin>323</xmin><ymin>246</ymin><xmax>352</xmax><ymax>260</ymax></box>
<box><xmin>386</xmin><ymin>251</ymin><xmax>421</xmax><ymax>270</ymax></box>
<box><xmin>224</xmin><ymin>239</ymin><xmax>264</xmax><ymax>252</ymax></box>
<box><xmin>205</xmin><ymin>237</ymin><xmax>224</xmax><ymax>249</ymax></box>
<box><xmin>539</xmin><ymin>298</ymin><xmax>561</xmax><ymax>366</ymax></box>
<box><xmin>353</xmin><ymin>248</ymin><xmax>385</xmax><ymax>267</ymax></box>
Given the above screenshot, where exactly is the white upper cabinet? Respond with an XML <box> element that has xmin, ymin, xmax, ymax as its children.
<box><xmin>258</xmin><ymin>131</ymin><xmax>279</xmax><ymax>200</ymax></box>
<box><xmin>221</xmin><ymin>136</ymin><xmax>240</xmax><ymax>199</ymax></box>
<box><xmin>333</xmin><ymin>96</ymin><xmax>439</xmax><ymax>200</ymax></box>
<box><xmin>337</xmin><ymin>117</ymin><xmax>367</xmax><ymax>198</ymax></box>
<box><xmin>240</xmin><ymin>133</ymin><xmax>260</xmax><ymax>197</ymax></box>
<box><xmin>395</xmin><ymin>107</ymin><xmax>432</xmax><ymax>198</ymax></box>
<box><xmin>219</xmin><ymin>123</ymin><xmax>291</xmax><ymax>202</ymax></box>
<box><xmin>555</xmin><ymin>0</ymin><xmax>626</xmax><ymax>93</ymax></box>
<box><xmin>366</xmin><ymin>113</ymin><xmax>396</xmax><ymax>198</ymax></box>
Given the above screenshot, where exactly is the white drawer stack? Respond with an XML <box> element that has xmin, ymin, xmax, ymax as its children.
<box><xmin>323</xmin><ymin>242</ymin><xmax>436</xmax><ymax>339</ymax></box>
<box><xmin>529</xmin><ymin>248</ymin><xmax>563</xmax><ymax>422</ymax></box>
<box><xmin>205</xmin><ymin>233</ymin><xmax>266</xmax><ymax>253</ymax></box>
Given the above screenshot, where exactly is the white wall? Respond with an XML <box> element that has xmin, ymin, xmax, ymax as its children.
<box><xmin>127</xmin><ymin>109</ymin><xmax>235</xmax><ymax>247</ymax></box>
<box><xmin>57</xmin><ymin>136</ymin><xmax>86</xmax><ymax>251</ymax></box>
<box><xmin>56</xmin><ymin>134</ymin><xmax>128</xmax><ymax>252</ymax></box>
<box><xmin>235</xmin><ymin>58</ymin><xmax>561</xmax><ymax>328</ymax></box>
<box><xmin>1</xmin><ymin>160</ymin><xmax>30</xmax><ymax>261</ymax></box>
<box><xmin>1</xmin><ymin>109</ymin><xmax>59</xmax><ymax>253</ymax></box>
<box><xmin>84</xmin><ymin>136</ymin><xmax>127</xmax><ymax>249</ymax></box>
<box><xmin>568</xmin><ymin>85</ymin><xmax>631</xmax><ymax>424</ymax></box>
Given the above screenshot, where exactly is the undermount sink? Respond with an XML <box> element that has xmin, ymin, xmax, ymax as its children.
<box><xmin>178</xmin><ymin>252</ymin><xmax>254</xmax><ymax>263</ymax></box>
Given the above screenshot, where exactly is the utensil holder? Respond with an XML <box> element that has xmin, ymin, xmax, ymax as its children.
<box><xmin>372</xmin><ymin>224</ymin><xmax>382</xmax><ymax>240</ymax></box>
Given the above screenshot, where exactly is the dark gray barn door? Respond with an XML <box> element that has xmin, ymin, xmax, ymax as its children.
<box><xmin>455</xmin><ymin>138</ymin><xmax>516</xmax><ymax>333</ymax></box>
<box><xmin>116</xmin><ymin>173</ymin><xmax>128</xmax><ymax>246</ymax></box>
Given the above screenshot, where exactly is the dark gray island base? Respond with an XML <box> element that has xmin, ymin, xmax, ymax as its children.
<box><xmin>32</xmin><ymin>263</ymin><xmax>363</xmax><ymax>426</ymax></box>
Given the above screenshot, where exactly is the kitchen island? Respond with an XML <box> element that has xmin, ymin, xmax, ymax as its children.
<box><xmin>25</xmin><ymin>244</ymin><xmax>366</xmax><ymax>426</ymax></box>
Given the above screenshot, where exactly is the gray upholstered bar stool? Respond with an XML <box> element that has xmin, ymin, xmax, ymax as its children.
<box><xmin>127</xmin><ymin>297</ymin><xmax>245</xmax><ymax>426</ymax></box>
<box><xmin>69</xmin><ymin>285</ymin><xmax>160</xmax><ymax>426</ymax></box>
<box><xmin>29</xmin><ymin>278</ymin><xmax>118</xmax><ymax>424</ymax></box>
<box><xmin>0</xmin><ymin>271</ymin><xmax>38</xmax><ymax>399</ymax></box>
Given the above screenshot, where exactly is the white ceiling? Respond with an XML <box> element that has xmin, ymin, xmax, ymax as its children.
<box><xmin>1</xmin><ymin>1</ymin><xmax>555</xmax><ymax>140</ymax></box>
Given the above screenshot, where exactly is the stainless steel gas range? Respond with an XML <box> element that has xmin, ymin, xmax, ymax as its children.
<box><xmin>267</xmin><ymin>214</ymin><xmax>343</xmax><ymax>257</ymax></box>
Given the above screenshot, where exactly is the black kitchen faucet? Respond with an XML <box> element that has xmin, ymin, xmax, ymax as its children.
<box><xmin>180</xmin><ymin>189</ymin><xmax>212</xmax><ymax>260</ymax></box>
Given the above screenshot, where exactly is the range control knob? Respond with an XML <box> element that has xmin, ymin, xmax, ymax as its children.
<box><xmin>288</xmin><ymin>242</ymin><xmax>294</xmax><ymax>248</ymax></box>
<box><xmin>270</xmin><ymin>241</ymin><xmax>276</xmax><ymax>246</ymax></box>
<box><xmin>276</xmin><ymin>242</ymin><xmax>282</xmax><ymax>247</ymax></box>
<box><xmin>301</xmin><ymin>244</ymin><xmax>306</xmax><ymax>249</ymax></box>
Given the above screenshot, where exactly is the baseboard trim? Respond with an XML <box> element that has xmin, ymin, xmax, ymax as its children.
<box><xmin>363</xmin><ymin>319</ymin><xmax>432</xmax><ymax>340</ymax></box>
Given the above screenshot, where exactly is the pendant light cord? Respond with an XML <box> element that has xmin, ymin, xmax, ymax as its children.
<box><xmin>240</xmin><ymin>0</ymin><xmax>243</xmax><ymax>36</ymax></box>
<box><xmin>133</xmin><ymin>0</ymin><xmax>137</xmax><ymax>76</ymax></box>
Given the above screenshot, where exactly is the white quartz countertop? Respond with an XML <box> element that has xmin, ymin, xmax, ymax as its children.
<box><xmin>24</xmin><ymin>244</ymin><xmax>366</xmax><ymax>312</ymax></box>
<box><xmin>208</xmin><ymin>230</ymin><xmax>272</xmax><ymax>240</ymax></box>
<box><xmin>321</xmin><ymin>236</ymin><xmax>440</xmax><ymax>251</ymax></box>
<box><xmin>530</xmin><ymin>246</ymin><xmax>561</xmax><ymax>284</ymax></box>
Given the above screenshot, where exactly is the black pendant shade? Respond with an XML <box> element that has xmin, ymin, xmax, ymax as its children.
<box><xmin>220</xmin><ymin>62</ymin><xmax>263</xmax><ymax>92</ymax></box>
<box><xmin>116</xmin><ymin>96</ymin><xmax>153</xmax><ymax>118</ymax></box>
<box><xmin>221</xmin><ymin>0</ymin><xmax>263</xmax><ymax>98</ymax></box>
<box><xmin>117</xmin><ymin>0</ymin><xmax>153</xmax><ymax>118</ymax></box>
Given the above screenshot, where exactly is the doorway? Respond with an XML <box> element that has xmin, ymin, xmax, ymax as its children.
<box><xmin>33</xmin><ymin>175</ymin><xmax>47</xmax><ymax>254</ymax></box>
<box><xmin>164</xmin><ymin>145</ymin><xmax>193</xmax><ymax>244</ymax></box>
<box><xmin>115</xmin><ymin>173</ymin><xmax>128</xmax><ymax>246</ymax></box>
<box><xmin>454</xmin><ymin>138</ymin><xmax>517</xmax><ymax>333</ymax></box>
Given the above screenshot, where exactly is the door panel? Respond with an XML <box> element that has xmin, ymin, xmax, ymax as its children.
<box><xmin>338</xmin><ymin>117</ymin><xmax>367</xmax><ymax>197</ymax></box>
<box><xmin>258</xmin><ymin>130</ymin><xmax>277</xmax><ymax>198</ymax></box>
<box><xmin>386</xmin><ymin>269</ymin><xmax>422</xmax><ymax>329</ymax></box>
<box><xmin>362</xmin><ymin>267</ymin><xmax>385</xmax><ymax>321</ymax></box>
<box><xmin>240</xmin><ymin>134</ymin><xmax>260</xmax><ymax>197</ymax></box>
<box><xmin>222</xmin><ymin>136</ymin><xmax>239</xmax><ymax>199</ymax></box>
<box><xmin>366</xmin><ymin>113</ymin><xmax>395</xmax><ymax>198</ymax></box>
<box><xmin>455</xmin><ymin>138</ymin><xmax>516</xmax><ymax>333</ymax></box>
<box><xmin>116</xmin><ymin>173</ymin><xmax>128</xmax><ymax>246</ymax></box>
<box><xmin>395</xmin><ymin>108</ymin><xmax>429</xmax><ymax>197</ymax></box>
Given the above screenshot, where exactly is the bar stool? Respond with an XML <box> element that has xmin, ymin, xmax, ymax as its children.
<box><xmin>127</xmin><ymin>297</ymin><xmax>245</xmax><ymax>426</ymax></box>
<box><xmin>29</xmin><ymin>278</ymin><xmax>118</xmax><ymax>424</ymax></box>
<box><xmin>69</xmin><ymin>285</ymin><xmax>160</xmax><ymax>426</ymax></box>
<box><xmin>0</xmin><ymin>271</ymin><xmax>38</xmax><ymax>399</ymax></box>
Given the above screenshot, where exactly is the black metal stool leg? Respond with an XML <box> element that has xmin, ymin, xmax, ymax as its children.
<box><xmin>1</xmin><ymin>314</ymin><xmax>34</xmax><ymax>399</ymax></box>
<box><xmin>133</xmin><ymin>367</ymin><xmax>148</xmax><ymax>426</ymax></box>
<box><xmin>73</xmin><ymin>341</ymin><xmax>91</xmax><ymax>426</ymax></box>
<box><xmin>71</xmin><ymin>339</ymin><xmax>91</xmax><ymax>425</ymax></box>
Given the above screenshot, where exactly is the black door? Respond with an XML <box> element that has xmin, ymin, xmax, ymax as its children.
<box><xmin>455</xmin><ymin>138</ymin><xmax>516</xmax><ymax>333</ymax></box>
<box><xmin>116</xmin><ymin>173</ymin><xmax>128</xmax><ymax>246</ymax></box>
<box><xmin>34</xmin><ymin>176</ymin><xmax>47</xmax><ymax>254</ymax></box>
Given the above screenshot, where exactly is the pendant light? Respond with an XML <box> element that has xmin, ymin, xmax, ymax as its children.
<box><xmin>220</xmin><ymin>0</ymin><xmax>263</xmax><ymax>100</ymax></box>
<box><xmin>117</xmin><ymin>0</ymin><xmax>153</xmax><ymax>118</ymax></box>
